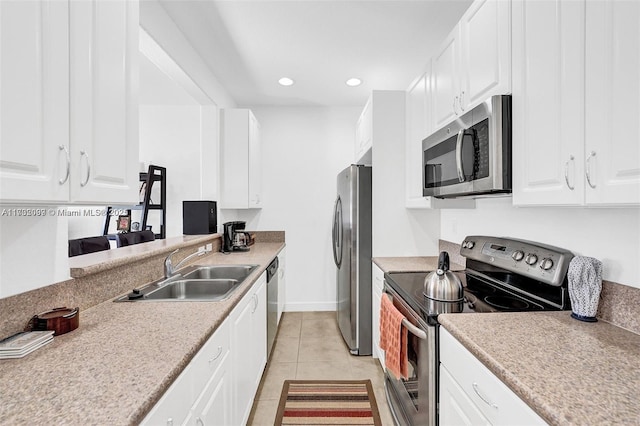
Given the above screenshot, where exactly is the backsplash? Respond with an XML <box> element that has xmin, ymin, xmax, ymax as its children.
<box><xmin>0</xmin><ymin>235</ymin><xmax>220</xmax><ymax>340</ymax></box>
<box><xmin>440</xmin><ymin>239</ymin><xmax>640</xmax><ymax>335</ymax></box>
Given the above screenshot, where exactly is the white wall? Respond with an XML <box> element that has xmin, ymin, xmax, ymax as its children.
<box><xmin>139</xmin><ymin>105</ymin><xmax>207</xmax><ymax>237</ymax></box>
<box><xmin>441</xmin><ymin>197</ymin><xmax>640</xmax><ymax>288</ymax></box>
<box><xmin>370</xmin><ymin>91</ymin><xmax>441</xmax><ymax>257</ymax></box>
<box><xmin>230</xmin><ymin>107</ymin><xmax>360</xmax><ymax>311</ymax></box>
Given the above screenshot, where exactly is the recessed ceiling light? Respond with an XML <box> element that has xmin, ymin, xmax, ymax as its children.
<box><xmin>346</xmin><ymin>78</ymin><xmax>362</xmax><ymax>87</ymax></box>
<box><xmin>278</xmin><ymin>77</ymin><xmax>294</xmax><ymax>86</ymax></box>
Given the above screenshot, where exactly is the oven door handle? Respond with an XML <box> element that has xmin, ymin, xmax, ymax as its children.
<box><xmin>402</xmin><ymin>318</ymin><xmax>427</xmax><ymax>340</ymax></box>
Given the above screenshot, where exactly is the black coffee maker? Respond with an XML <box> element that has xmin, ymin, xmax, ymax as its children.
<box><xmin>222</xmin><ymin>221</ymin><xmax>251</xmax><ymax>252</ymax></box>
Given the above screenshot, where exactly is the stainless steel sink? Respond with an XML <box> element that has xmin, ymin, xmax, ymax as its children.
<box><xmin>114</xmin><ymin>264</ymin><xmax>258</xmax><ymax>302</ymax></box>
<box><xmin>182</xmin><ymin>264</ymin><xmax>257</xmax><ymax>281</ymax></box>
<box><xmin>144</xmin><ymin>279</ymin><xmax>240</xmax><ymax>301</ymax></box>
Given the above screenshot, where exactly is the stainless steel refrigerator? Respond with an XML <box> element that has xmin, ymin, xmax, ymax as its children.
<box><xmin>332</xmin><ymin>164</ymin><xmax>372</xmax><ymax>356</ymax></box>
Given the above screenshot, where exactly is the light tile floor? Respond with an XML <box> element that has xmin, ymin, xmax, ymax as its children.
<box><xmin>248</xmin><ymin>311</ymin><xmax>395</xmax><ymax>425</ymax></box>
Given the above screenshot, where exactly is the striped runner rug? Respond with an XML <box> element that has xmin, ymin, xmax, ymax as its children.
<box><xmin>274</xmin><ymin>380</ymin><xmax>382</xmax><ymax>425</ymax></box>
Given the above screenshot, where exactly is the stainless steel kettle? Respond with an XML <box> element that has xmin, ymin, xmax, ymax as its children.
<box><xmin>423</xmin><ymin>251</ymin><xmax>463</xmax><ymax>302</ymax></box>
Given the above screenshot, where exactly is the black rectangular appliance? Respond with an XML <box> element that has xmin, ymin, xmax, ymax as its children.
<box><xmin>182</xmin><ymin>201</ymin><xmax>217</xmax><ymax>235</ymax></box>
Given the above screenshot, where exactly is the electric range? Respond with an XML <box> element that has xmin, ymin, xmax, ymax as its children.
<box><xmin>382</xmin><ymin>236</ymin><xmax>574</xmax><ymax>426</ymax></box>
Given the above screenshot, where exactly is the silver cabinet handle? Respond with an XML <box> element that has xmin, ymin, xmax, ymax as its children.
<box><xmin>58</xmin><ymin>145</ymin><xmax>70</xmax><ymax>185</ymax></box>
<box><xmin>585</xmin><ymin>151</ymin><xmax>596</xmax><ymax>189</ymax></box>
<box><xmin>455</xmin><ymin>130</ymin><xmax>465</xmax><ymax>182</ymax></box>
<box><xmin>208</xmin><ymin>346</ymin><xmax>222</xmax><ymax>363</ymax></box>
<box><xmin>472</xmin><ymin>382</ymin><xmax>498</xmax><ymax>409</ymax></box>
<box><xmin>564</xmin><ymin>155</ymin><xmax>575</xmax><ymax>190</ymax></box>
<box><xmin>453</xmin><ymin>96</ymin><xmax>459</xmax><ymax>115</ymax></box>
<box><xmin>252</xmin><ymin>294</ymin><xmax>258</xmax><ymax>313</ymax></box>
<box><xmin>459</xmin><ymin>91</ymin><xmax>465</xmax><ymax>112</ymax></box>
<box><xmin>80</xmin><ymin>150</ymin><xmax>91</xmax><ymax>187</ymax></box>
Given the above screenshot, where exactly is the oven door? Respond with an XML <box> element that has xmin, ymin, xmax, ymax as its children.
<box><xmin>383</xmin><ymin>284</ymin><xmax>437</xmax><ymax>426</ymax></box>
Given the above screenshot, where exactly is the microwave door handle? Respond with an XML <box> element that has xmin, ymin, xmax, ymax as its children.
<box><xmin>456</xmin><ymin>129</ymin><xmax>465</xmax><ymax>182</ymax></box>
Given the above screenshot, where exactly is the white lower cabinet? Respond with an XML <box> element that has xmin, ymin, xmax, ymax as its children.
<box><xmin>277</xmin><ymin>248</ymin><xmax>287</xmax><ymax>324</ymax></box>
<box><xmin>440</xmin><ymin>366</ymin><xmax>490</xmax><ymax>426</ymax></box>
<box><xmin>439</xmin><ymin>328</ymin><xmax>547</xmax><ymax>426</ymax></box>
<box><xmin>141</xmin><ymin>316</ymin><xmax>231</xmax><ymax>426</ymax></box>
<box><xmin>142</xmin><ymin>271</ymin><xmax>268</xmax><ymax>426</ymax></box>
<box><xmin>371</xmin><ymin>264</ymin><xmax>385</xmax><ymax>369</ymax></box>
<box><xmin>232</xmin><ymin>272</ymin><xmax>267</xmax><ymax>425</ymax></box>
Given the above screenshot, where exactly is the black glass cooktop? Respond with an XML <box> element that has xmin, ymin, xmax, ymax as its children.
<box><xmin>385</xmin><ymin>270</ymin><xmax>565</xmax><ymax>323</ymax></box>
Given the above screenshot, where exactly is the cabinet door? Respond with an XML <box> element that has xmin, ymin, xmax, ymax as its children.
<box><xmin>459</xmin><ymin>0</ymin><xmax>511</xmax><ymax>110</ymax></box>
<box><xmin>440</xmin><ymin>365</ymin><xmax>491</xmax><ymax>426</ymax></box>
<box><xmin>355</xmin><ymin>97</ymin><xmax>372</xmax><ymax>162</ymax></box>
<box><xmin>252</xmin><ymin>277</ymin><xmax>267</xmax><ymax>389</ymax></box>
<box><xmin>0</xmin><ymin>0</ymin><xmax>70</xmax><ymax>203</ymax></box>
<box><xmin>231</xmin><ymin>272</ymin><xmax>267</xmax><ymax>425</ymax></box>
<box><xmin>512</xmin><ymin>0</ymin><xmax>585</xmax><ymax>206</ymax></box>
<box><xmin>231</xmin><ymin>290</ymin><xmax>254</xmax><ymax>425</ymax></box>
<box><xmin>585</xmin><ymin>0</ymin><xmax>640</xmax><ymax>205</ymax></box>
<box><xmin>248</xmin><ymin>112</ymin><xmax>262</xmax><ymax>207</ymax></box>
<box><xmin>277</xmin><ymin>248</ymin><xmax>286</xmax><ymax>323</ymax></box>
<box><xmin>371</xmin><ymin>264</ymin><xmax>385</xmax><ymax>368</ymax></box>
<box><xmin>406</xmin><ymin>72</ymin><xmax>430</xmax><ymax>208</ymax></box>
<box><xmin>186</xmin><ymin>354</ymin><xmax>231</xmax><ymax>426</ymax></box>
<box><xmin>432</xmin><ymin>25</ymin><xmax>461</xmax><ymax>130</ymax></box>
<box><xmin>69</xmin><ymin>0</ymin><xmax>139</xmax><ymax>204</ymax></box>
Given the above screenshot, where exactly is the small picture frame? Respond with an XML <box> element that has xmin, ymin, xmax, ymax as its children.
<box><xmin>117</xmin><ymin>215</ymin><xmax>131</xmax><ymax>232</ymax></box>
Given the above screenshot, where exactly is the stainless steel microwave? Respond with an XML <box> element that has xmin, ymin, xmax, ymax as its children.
<box><xmin>422</xmin><ymin>95</ymin><xmax>512</xmax><ymax>198</ymax></box>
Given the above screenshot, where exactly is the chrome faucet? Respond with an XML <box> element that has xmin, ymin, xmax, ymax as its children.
<box><xmin>164</xmin><ymin>248</ymin><xmax>208</xmax><ymax>278</ymax></box>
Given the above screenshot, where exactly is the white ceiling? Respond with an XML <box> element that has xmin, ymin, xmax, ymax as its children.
<box><xmin>157</xmin><ymin>0</ymin><xmax>473</xmax><ymax>107</ymax></box>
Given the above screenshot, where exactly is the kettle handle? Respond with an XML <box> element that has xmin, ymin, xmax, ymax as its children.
<box><xmin>438</xmin><ymin>251</ymin><xmax>450</xmax><ymax>272</ymax></box>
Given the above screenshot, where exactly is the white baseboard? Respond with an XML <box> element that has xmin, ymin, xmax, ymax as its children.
<box><xmin>283</xmin><ymin>301</ymin><xmax>337</xmax><ymax>312</ymax></box>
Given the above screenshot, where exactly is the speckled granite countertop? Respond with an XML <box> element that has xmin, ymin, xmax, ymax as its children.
<box><xmin>372</xmin><ymin>256</ymin><xmax>464</xmax><ymax>273</ymax></box>
<box><xmin>439</xmin><ymin>312</ymin><xmax>640</xmax><ymax>425</ymax></box>
<box><xmin>0</xmin><ymin>242</ymin><xmax>284</xmax><ymax>425</ymax></box>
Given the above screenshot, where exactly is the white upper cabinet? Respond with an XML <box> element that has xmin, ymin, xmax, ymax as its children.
<box><xmin>0</xmin><ymin>0</ymin><xmax>139</xmax><ymax>205</ymax></box>
<box><xmin>0</xmin><ymin>1</ymin><xmax>70</xmax><ymax>203</ymax></box>
<box><xmin>69</xmin><ymin>0</ymin><xmax>139</xmax><ymax>204</ymax></box>
<box><xmin>405</xmin><ymin>70</ymin><xmax>476</xmax><ymax>209</ymax></box>
<box><xmin>433</xmin><ymin>27</ymin><xmax>461</xmax><ymax>129</ymax></box>
<box><xmin>459</xmin><ymin>0</ymin><xmax>511</xmax><ymax>110</ymax></box>
<box><xmin>512</xmin><ymin>0</ymin><xmax>585</xmax><ymax>206</ymax></box>
<box><xmin>432</xmin><ymin>0</ymin><xmax>511</xmax><ymax>131</ymax></box>
<box><xmin>585</xmin><ymin>0</ymin><xmax>640</xmax><ymax>205</ymax></box>
<box><xmin>221</xmin><ymin>109</ymin><xmax>263</xmax><ymax>209</ymax></box>
<box><xmin>513</xmin><ymin>0</ymin><xmax>639</xmax><ymax>206</ymax></box>
<box><xmin>355</xmin><ymin>97</ymin><xmax>373</xmax><ymax>163</ymax></box>
<box><xmin>406</xmin><ymin>72</ymin><xmax>432</xmax><ymax>208</ymax></box>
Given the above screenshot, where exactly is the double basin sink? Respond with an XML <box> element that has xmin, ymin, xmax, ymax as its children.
<box><xmin>114</xmin><ymin>264</ymin><xmax>258</xmax><ymax>302</ymax></box>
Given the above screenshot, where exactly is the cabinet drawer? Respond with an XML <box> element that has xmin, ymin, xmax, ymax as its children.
<box><xmin>141</xmin><ymin>368</ymin><xmax>191</xmax><ymax>426</ymax></box>
<box><xmin>440</xmin><ymin>328</ymin><xmax>546</xmax><ymax>426</ymax></box>
<box><xmin>191</xmin><ymin>318</ymin><xmax>230</xmax><ymax>393</ymax></box>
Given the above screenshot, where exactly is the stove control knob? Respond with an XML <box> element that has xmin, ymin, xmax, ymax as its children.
<box><xmin>540</xmin><ymin>258</ymin><xmax>554</xmax><ymax>270</ymax></box>
<box><xmin>462</xmin><ymin>241</ymin><xmax>468</xmax><ymax>249</ymax></box>
<box><xmin>466</xmin><ymin>241</ymin><xmax>475</xmax><ymax>249</ymax></box>
<box><xmin>512</xmin><ymin>250</ymin><xmax>525</xmax><ymax>262</ymax></box>
<box><xmin>525</xmin><ymin>253</ymin><xmax>538</xmax><ymax>266</ymax></box>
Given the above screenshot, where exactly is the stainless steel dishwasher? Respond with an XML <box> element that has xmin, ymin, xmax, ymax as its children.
<box><xmin>266</xmin><ymin>257</ymin><xmax>279</xmax><ymax>357</ymax></box>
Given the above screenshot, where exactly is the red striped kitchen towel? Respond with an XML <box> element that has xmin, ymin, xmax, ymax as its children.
<box><xmin>379</xmin><ymin>293</ymin><xmax>408</xmax><ymax>379</ymax></box>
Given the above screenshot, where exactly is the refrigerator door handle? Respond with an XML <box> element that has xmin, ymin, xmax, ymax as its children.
<box><xmin>332</xmin><ymin>196</ymin><xmax>343</xmax><ymax>267</ymax></box>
